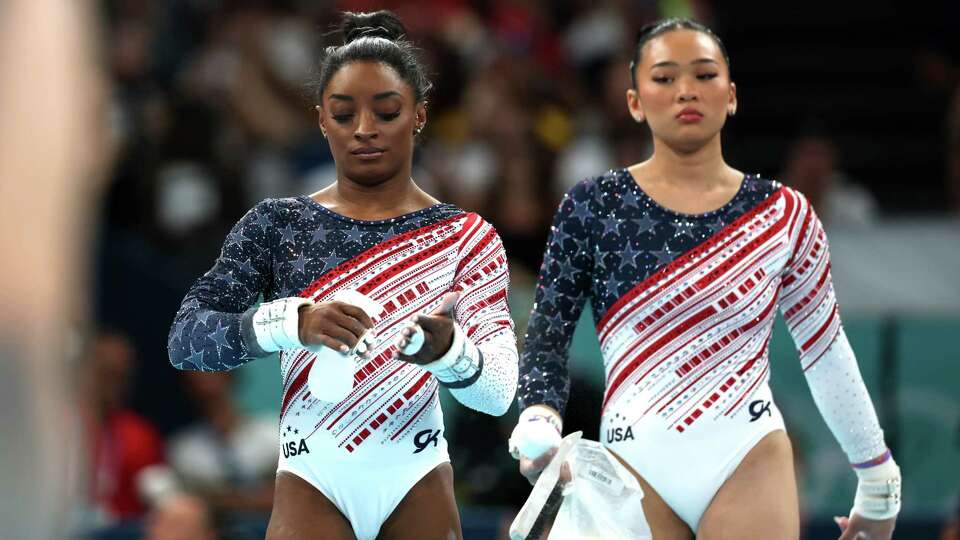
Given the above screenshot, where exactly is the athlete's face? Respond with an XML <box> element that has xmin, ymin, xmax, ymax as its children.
<box><xmin>627</xmin><ymin>29</ymin><xmax>737</xmax><ymax>152</ymax></box>
<box><xmin>318</xmin><ymin>61</ymin><xmax>426</xmax><ymax>186</ymax></box>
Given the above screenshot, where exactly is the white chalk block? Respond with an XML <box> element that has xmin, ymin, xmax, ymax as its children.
<box><xmin>307</xmin><ymin>290</ymin><xmax>383</xmax><ymax>403</ymax></box>
<box><xmin>400</xmin><ymin>324</ymin><xmax>425</xmax><ymax>355</ymax></box>
<box><xmin>512</xmin><ymin>419</ymin><xmax>562</xmax><ymax>461</ymax></box>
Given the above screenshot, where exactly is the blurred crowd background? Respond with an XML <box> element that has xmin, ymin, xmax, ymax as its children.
<box><xmin>2</xmin><ymin>0</ymin><xmax>959</xmax><ymax>539</ymax></box>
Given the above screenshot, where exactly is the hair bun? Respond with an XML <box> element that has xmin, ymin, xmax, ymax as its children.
<box><xmin>341</xmin><ymin>10</ymin><xmax>407</xmax><ymax>44</ymax></box>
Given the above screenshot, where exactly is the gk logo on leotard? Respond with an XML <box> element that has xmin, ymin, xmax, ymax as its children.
<box><xmin>413</xmin><ymin>429</ymin><xmax>441</xmax><ymax>454</ymax></box>
<box><xmin>748</xmin><ymin>400</ymin><xmax>771</xmax><ymax>422</ymax></box>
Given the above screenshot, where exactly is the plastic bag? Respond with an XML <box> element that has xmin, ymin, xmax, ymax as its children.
<box><xmin>510</xmin><ymin>432</ymin><xmax>651</xmax><ymax>540</ymax></box>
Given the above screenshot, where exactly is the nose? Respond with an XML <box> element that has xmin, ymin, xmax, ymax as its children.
<box><xmin>354</xmin><ymin>110</ymin><xmax>378</xmax><ymax>141</ymax></box>
<box><xmin>677</xmin><ymin>77</ymin><xmax>699</xmax><ymax>103</ymax></box>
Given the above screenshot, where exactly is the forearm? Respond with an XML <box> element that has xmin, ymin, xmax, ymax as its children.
<box><xmin>168</xmin><ymin>300</ymin><xmax>262</xmax><ymax>371</ymax></box>
<box><xmin>804</xmin><ymin>330</ymin><xmax>888</xmax><ymax>464</ymax></box>
<box><xmin>423</xmin><ymin>322</ymin><xmax>518</xmax><ymax>416</ymax></box>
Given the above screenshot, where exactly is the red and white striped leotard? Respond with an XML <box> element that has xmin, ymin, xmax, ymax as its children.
<box><xmin>170</xmin><ymin>198</ymin><xmax>517</xmax><ymax>539</ymax></box>
<box><xmin>519</xmin><ymin>170</ymin><xmax>888</xmax><ymax>530</ymax></box>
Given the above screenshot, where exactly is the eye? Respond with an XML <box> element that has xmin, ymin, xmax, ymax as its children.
<box><xmin>332</xmin><ymin>114</ymin><xmax>354</xmax><ymax>124</ymax></box>
<box><xmin>377</xmin><ymin>111</ymin><xmax>401</xmax><ymax>121</ymax></box>
<box><xmin>697</xmin><ymin>73</ymin><xmax>718</xmax><ymax>80</ymax></box>
<box><xmin>652</xmin><ymin>76</ymin><xmax>674</xmax><ymax>84</ymax></box>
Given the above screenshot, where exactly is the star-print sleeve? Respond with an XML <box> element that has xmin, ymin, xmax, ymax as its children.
<box><xmin>447</xmin><ymin>217</ymin><xmax>519</xmax><ymax>416</ymax></box>
<box><xmin>517</xmin><ymin>180</ymin><xmax>597</xmax><ymax>415</ymax></box>
<box><xmin>168</xmin><ymin>200</ymin><xmax>277</xmax><ymax>371</ymax></box>
<box><xmin>779</xmin><ymin>189</ymin><xmax>887</xmax><ymax>464</ymax></box>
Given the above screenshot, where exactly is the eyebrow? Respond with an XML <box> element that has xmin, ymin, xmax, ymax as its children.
<box><xmin>650</xmin><ymin>58</ymin><xmax>718</xmax><ymax>68</ymax></box>
<box><xmin>328</xmin><ymin>91</ymin><xmax>403</xmax><ymax>102</ymax></box>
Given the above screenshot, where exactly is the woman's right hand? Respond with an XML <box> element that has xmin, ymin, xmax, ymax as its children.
<box><xmin>297</xmin><ymin>301</ymin><xmax>374</xmax><ymax>354</ymax></box>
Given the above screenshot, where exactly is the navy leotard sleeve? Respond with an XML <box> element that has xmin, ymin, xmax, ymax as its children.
<box><xmin>168</xmin><ymin>200</ymin><xmax>277</xmax><ymax>371</ymax></box>
<box><xmin>517</xmin><ymin>180</ymin><xmax>597</xmax><ymax>414</ymax></box>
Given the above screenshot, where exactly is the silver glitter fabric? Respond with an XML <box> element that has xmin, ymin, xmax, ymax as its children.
<box><xmin>803</xmin><ymin>321</ymin><xmax>888</xmax><ymax>463</ymax></box>
<box><xmin>168</xmin><ymin>197</ymin><xmax>462</xmax><ymax>371</ymax></box>
<box><xmin>168</xmin><ymin>196</ymin><xmax>519</xmax><ymax>457</ymax></box>
<box><xmin>518</xmin><ymin>169</ymin><xmax>777</xmax><ymax>413</ymax></box>
<box><xmin>518</xmin><ymin>169</ymin><xmax>889</xmax><ymax>466</ymax></box>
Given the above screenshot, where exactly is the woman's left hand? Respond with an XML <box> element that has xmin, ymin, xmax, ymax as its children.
<box><xmin>393</xmin><ymin>292</ymin><xmax>460</xmax><ymax>365</ymax></box>
<box><xmin>834</xmin><ymin>514</ymin><xmax>896</xmax><ymax>540</ymax></box>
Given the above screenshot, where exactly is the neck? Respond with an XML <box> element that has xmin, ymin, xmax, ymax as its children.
<box><xmin>337</xmin><ymin>174</ymin><xmax>416</xmax><ymax>208</ymax></box>
<box><xmin>645</xmin><ymin>133</ymin><xmax>731</xmax><ymax>187</ymax></box>
<box><xmin>320</xmin><ymin>160</ymin><xmax>434</xmax><ymax>220</ymax></box>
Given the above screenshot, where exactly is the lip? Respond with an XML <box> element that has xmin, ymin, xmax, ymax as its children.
<box><xmin>350</xmin><ymin>146</ymin><xmax>386</xmax><ymax>159</ymax></box>
<box><xmin>676</xmin><ymin>107</ymin><xmax>704</xmax><ymax>123</ymax></box>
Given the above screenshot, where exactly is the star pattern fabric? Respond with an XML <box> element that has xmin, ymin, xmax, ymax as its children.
<box><xmin>168</xmin><ymin>196</ymin><xmax>462</xmax><ymax>371</ymax></box>
<box><xmin>518</xmin><ymin>168</ymin><xmax>778</xmax><ymax>414</ymax></box>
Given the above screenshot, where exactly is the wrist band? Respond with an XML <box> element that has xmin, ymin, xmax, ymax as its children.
<box><xmin>421</xmin><ymin>322</ymin><xmax>483</xmax><ymax>388</ymax></box>
<box><xmin>252</xmin><ymin>297</ymin><xmax>313</xmax><ymax>352</ymax></box>
<box><xmin>852</xmin><ymin>455</ymin><xmax>901</xmax><ymax>520</ymax></box>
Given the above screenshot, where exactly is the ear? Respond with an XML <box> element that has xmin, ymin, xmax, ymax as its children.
<box><xmin>626</xmin><ymin>88</ymin><xmax>645</xmax><ymax>123</ymax></box>
<box><xmin>315</xmin><ymin>105</ymin><xmax>327</xmax><ymax>137</ymax></box>
<box><xmin>415</xmin><ymin>101</ymin><xmax>428</xmax><ymax>132</ymax></box>
<box><xmin>727</xmin><ymin>82</ymin><xmax>738</xmax><ymax>117</ymax></box>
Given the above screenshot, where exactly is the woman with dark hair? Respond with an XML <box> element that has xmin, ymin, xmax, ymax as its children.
<box><xmin>168</xmin><ymin>11</ymin><xmax>518</xmax><ymax>540</ymax></box>
<box><xmin>512</xmin><ymin>18</ymin><xmax>900</xmax><ymax>540</ymax></box>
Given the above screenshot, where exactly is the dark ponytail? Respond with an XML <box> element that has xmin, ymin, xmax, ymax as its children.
<box><xmin>314</xmin><ymin>10</ymin><xmax>432</xmax><ymax>103</ymax></box>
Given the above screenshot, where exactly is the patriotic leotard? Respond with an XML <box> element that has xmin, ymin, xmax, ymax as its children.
<box><xmin>518</xmin><ymin>169</ymin><xmax>888</xmax><ymax>530</ymax></box>
<box><xmin>169</xmin><ymin>197</ymin><xmax>517</xmax><ymax>539</ymax></box>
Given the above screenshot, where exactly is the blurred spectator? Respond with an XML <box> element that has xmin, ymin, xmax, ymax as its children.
<box><xmin>781</xmin><ymin>132</ymin><xmax>879</xmax><ymax>228</ymax></box>
<box><xmin>167</xmin><ymin>372</ymin><xmax>276</xmax><ymax>513</ymax></box>
<box><xmin>144</xmin><ymin>493</ymin><xmax>220</xmax><ymax>540</ymax></box>
<box><xmin>82</xmin><ymin>331</ymin><xmax>165</xmax><ymax>523</ymax></box>
<box><xmin>483</xmin><ymin>141</ymin><xmax>555</xmax><ymax>274</ymax></box>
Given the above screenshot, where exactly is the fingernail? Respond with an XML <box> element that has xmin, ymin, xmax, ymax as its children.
<box><xmin>340</xmin><ymin>345</ymin><xmax>349</xmax><ymax>353</ymax></box>
<box><xmin>833</xmin><ymin>517</ymin><xmax>842</xmax><ymax>526</ymax></box>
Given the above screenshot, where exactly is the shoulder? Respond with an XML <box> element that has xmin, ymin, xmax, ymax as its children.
<box><xmin>241</xmin><ymin>197</ymin><xmax>314</xmax><ymax>221</ymax></box>
<box><xmin>562</xmin><ymin>170</ymin><xmax>614</xmax><ymax>203</ymax></box>
<box><xmin>735</xmin><ymin>174</ymin><xmax>784</xmax><ymax>202</ymax></box>
<box><xmin>458</xmin><ymin>211</ymin><xmax>495</xmax><ymax>231</ymax></box>
<box><xmin>457</xmin><ymin>211</ymin><xmax>506</xmax><ymax>248</ymax></box>
<box><xmin>767</xmin><ymin>182</ymin><xmax>811</xmax><ymax>208</ymax></box>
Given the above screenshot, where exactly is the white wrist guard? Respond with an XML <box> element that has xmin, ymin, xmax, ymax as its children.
<box><xmin>421</xmin><ymin>322</ymin><xmax>482</xmax><ymax>387</ymax></box>
<box><xmin>509</xmin><ymin>406</ymin><xmax>563</xmax><ymax>461</ymax></box>
<box><xmin>852</xmin><ymin>457</ymin><xmax>901</xmax><ymax>520</ymax></box>
<box><xmin>252</xmin><ymin>297</ymin><xmax>313</xmax><ymax>352</ymax></box>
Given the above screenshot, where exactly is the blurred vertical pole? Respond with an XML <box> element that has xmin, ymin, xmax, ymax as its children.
<box><xmin>879</xmin><ymin>316</ymin><xmax>900</xmax><ymax>459</ymax></box>
<box><xmin>0</xmin><ymin>0</ymin><xmax>110</xmax><ymax>538</ymax></box>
